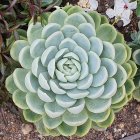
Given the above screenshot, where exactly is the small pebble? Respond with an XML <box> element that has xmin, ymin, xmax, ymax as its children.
<box><xmin>136</xmin><ymin>105</ymin><xmax>140</xmax><ymax>113</ymax></box>
<box><xmin>134</xmin><ymin>114</ymin><xmax>137</xmax><ymax>119</ymax></box>
<box><xmin>118</xmin><ymin>123</ymin><xmax>124</xmax><ymax>129</ymax></box>
<box><xmin>122</xmin><ymin>132</ymin><xmax>127</xmax><ymax>138</ymax></box>
<box><xmin>21</xmin><ymin>124</ymin><xmax>33</xmax><ymax>135</ymax></box>
<box><xmin>117</xmin><ymin>20</ymin><xmax>123</xmax><ymax>27</ymax></box>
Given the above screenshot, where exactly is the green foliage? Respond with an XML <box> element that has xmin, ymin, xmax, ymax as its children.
<box><xmin>136</xmin><ymin>0</ymin><xmax>140</xmax><ymax>17</ymax></box>
<box><xmin>129</xmin><ymin>21</ymin><xmax>140</xmax><ymax>101</ymax></box>
<box><xmin>6</xmin><ymin>6</ymin><xmax>137</xmax><ymax>136</ymax></box>
<box><xmin>0</xmin><ymin>0</ymin><xmax>62</xmax><ymax>105</ymax></box>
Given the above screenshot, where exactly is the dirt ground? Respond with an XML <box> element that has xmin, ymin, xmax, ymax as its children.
<box><xmin>0</xmin><ymin>100</ymin><xmax>140</xmax><ymax>140</ymax></box>
<box><xmin>0</xmin><ymin>0</ymin><xmax>140</xmax><ymax>140</ymax></box>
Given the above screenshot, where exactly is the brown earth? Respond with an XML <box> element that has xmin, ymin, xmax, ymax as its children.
<box><xmin>0</xmin><ymin>100</ymin><xmax>140</xmax><ymax>140</ymax></box>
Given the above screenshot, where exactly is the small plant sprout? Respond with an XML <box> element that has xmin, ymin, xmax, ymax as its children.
<box><xmin>106</xmin><ymin>0</ymin><xmax>137</xmax><ymax>26</ymax></box>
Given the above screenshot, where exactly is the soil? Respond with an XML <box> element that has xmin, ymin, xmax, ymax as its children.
<box><xmin>0</xmin><ymin>100</ymin><xmax>140</xmax><ymax>140</ymax></box>
<box><xmin>0</xmin><ymin>0</ymin><xmax>140</xmax><ymax>140</ymax></box>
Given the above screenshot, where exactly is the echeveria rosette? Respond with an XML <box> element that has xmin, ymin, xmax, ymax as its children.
<box><xmin>6</xmin><ymin>6</ymin><xmax>137</xmax><ymax>137</ymax></box>
<box><xmin>129</xmin><ymin>24</ymin><xmax>140</xmax><ymax>102</ymax></box>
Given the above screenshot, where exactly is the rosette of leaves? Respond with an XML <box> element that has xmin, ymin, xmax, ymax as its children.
<box><xmin>129</xmin><ymin>22</ymin><xmax>140</xmax><ymax>101</ymax></box>
<box><xmin>6</xmin><ymin>6</ymin><xmax>137</xmax><ymax>137</ymax></box>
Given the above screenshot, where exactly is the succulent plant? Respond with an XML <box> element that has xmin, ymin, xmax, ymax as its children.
<box><xmin>129</xmin><ymin>21</ymin><xmax>140</xmax><ymax>102</ymax></box>
<box><xmin>6</xmin><ymin>6</ymin><xmax>137</xmax><ymax>137</ymax></box>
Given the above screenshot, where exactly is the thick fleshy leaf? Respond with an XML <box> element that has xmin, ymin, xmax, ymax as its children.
<box><xmin>89</xmin><ymin>11</ymin><xmax>101</xmax><ymax>29</ymax></box>
<box><xmin>96</xmin><ymin>24</ymin><xmax>117</xmax><ymax>43</ymax></box>
<box><xmin>65</xmin><ymin>72</ymin><xmax>80</xmax><ymax>82</ymax></box>
<box><xmin>56</xmin><ymin>95</ymin><xmax>76</xmax><ymax>108</ymax></box>
<box><xmin>113</xmin><ymin>107</ymin><xmax>123</xmax><ymax>113</ymax></box>
<box><xmin>133</xmin><ymin>49</ymin><xmax>140</xmax><ymax>65</ymax></box>
<box><xmin>125</xmin><ymin>44</ymin><xmax>132</xmax><ymax>62</ymax></box>
<box><xmin>13</xmin><ymin>68</ymin><xmax>28</xmax><ymax>92</ymax></box>
<box><xmin>27</xmin><ymin>22</ymin><xmax>43</xmax><ymax>44</ymax></box>
<box><xmin>26</xmin><ymin>93</ymin><xmax>45</xmax><ymax>114</ymax></box>
<box><xmin>43</xmin><ymin>115</ymin><xmax>62</xmax><ymax>129</ymax></box>
<box><xmin>113</xmin><ymin>32</ymin><xmax>125</xmax><ymax>44</ymax></box>
<box><xmin>41</xmin><ymin>23</ymin><xmax>61</xmax><ymax>39</ymax></box>
<box><xmin>67</xmin><ymin>88</ymin><xmax>89</xmax><ymax>99</ymax></box>
<box><xmin>30</xmin><ymin>39</ymin><xmax>46</xmax><ymax>58</ymax></box>
<box><xmin>61</xmin><ymin>25</ymin><xmax>79</xmax><ymax>38</ymax></box>
<box><xmin>41</xmin><ymin>46</ymin><xmax>58</xmax><ymax>66</ymax></box>
<box><xmin>122</xmin><ymin>63</ymin><xmax>132</xmax><ymax>78</ymax></box>
<box><xmin>90</xmin><ymin>37</ymin><xmax>103</xmax><ymax>56</ymax></box>
<box><xmin>66</xmin><ymin>6</ymin><xmax>83</xmax><ymax>15</ymax></box>
<box><xmin>87</xmin><ymin>85</ymin><xmax>104</xmax><ymax>99</ymax></box>
<box><xmin>57</xmin><ymin>122</ymin><xmax>77</xmax><ymax>136</ymax></box>
<box><xmin>77</xmin><ymin>74</ymin><xmax>93</xmax><ymax>90</ymax></box>
<box><xmin>10</xmin><ymin>40</ymin><xmax>29</xmax><ymax>61</ymax></box>
<box><xmin>79</xmin><ymin>62</ymin><xmax>89</xmax><ymax>80</ymax></box>
<box><xmin>125</xmin><ymin>79</ymin><xmax>135</xmax><ymax>95</ymax></box>
<box><xmin>25</xmin><ymin>71</ymin><xmax>39</xmax><ymax>93</ymax></box>
<box><xmin>72</xmin><ymin>33</ymin><xmax>90</xmax><ymax>51</ymax></box>
<box><xmin>78</xmin><ymin>23</ymin><xmax>96</xmax><ymax>38</ymax></box>
<box><xmin>38</xmin><ymin>72</ymin><xmax>50</xmax><ymax>91</ymax></box>
<box><xmin>128</xmin><ymin>60</ymin><xmax>137</xmax><ymax>78</ymax></box>
<box><xmin>112</xmin><ymin>86</ymin><xmax>126</xmax><ymax>104</ymax></box>
<box><xmin>76</xmin><ymin>120</ymin><xmax>92</xmax><ymax>137</ymax></box>
<box><xmin>57</xmin><ymin>58</ymin><xmax>68</xmax><ymax>73</ymax></box>
<box><xmin>59</xmin><ymin>82</ymin><xmax>77</xmax><ymax>89</ymax></box>
<box><xmin>92</xmin><ymin>66</ymin><xmax>108</xmax><ymax>87</ymax></box>
<box><xmin>55</xmin><ymin>48</ymin><xmax>69</xmax><ymax>61</ymax></box>
<box><xmin>13</xmin><ymin>89</ymin><xmax>28</xmax><ymax>109</ymax></box>
<box><xmin>37</xmin><ymin>87</ymin><xmax>55</xmax><ymax>102</ymax></box>
<box><xmin>35</xmin><ymin>120</ymin><xmax>49</xmax><ymax>136</ymax></box>
<box><xmin>31</xmin><ymin>57</ymin><xmax>46</xmax><ymax>77</ymax></box>
<box><xmin>48</xmin><ymin>58</ymin><xmax>56</xmax><ymax>78</ymax></box>
<box><xmin>100</xmin><ymin>15</ymin><xmax>109</xmax><ymax>24</ymax></box>
<box><xmin>5</xmin><ymin>74</ymin><xmax>17</xmax><ymax>94</ymax></box>
<box><xmin>63</xmin><ymin>52</ymin><xmax>80</xmax><ymax>61</ymax></box>
<box><xmin>64</xmin><ymin>13</ymin><xmax>87</xmax><ymax>27</ymax></box>
<box><xmin>63</xmin><ymin>110</ymin><xmax>88</xmax><ymax>126</ymax></box>
<box><xmin>71</xmin><ymin>59</ymin><xmax>81</xmax><ymax>72</ymax></box>
<box><xmin>63</xmin><ymin>5</ymin><xmax>73</xmax><ymax>12</ymax></box>
<box><xmin>55</xmin><ymin>69</ymin><xmax>67</xmax><ymax>83</ymax></box>
<box><xmin>111</xmin><ymin>95</ymin><xmax>128</xmax><ymax>109</ymax></box>
<box><xmin>113</xmin><ymin>65</ymin><xmax>127</xmax><ymax>87</ymax></box>
<box><xmin>88</xmin><ymin>109</ymin><xmax>110</xmax><ymax>123</ymax></box>
<box><xmin>45</xmin><ymin>31</ymin><xmax>64</xmax><ymax>48</ymax></box>
<box><xmin>100</xmin><ymin>78</ymin><xmax>117</xmax><ymax>99</ymax></box>
<box><xmin>133</xmin><ymin>89</ymin><xmax>140</xmax><ymax>102</ymax></box>
<box><xmin>97</xmin><ymin>110</ymin><xmax>115</xmax><ymax>128</ymax></box>
<box><xmin>74</xmin><ymin>46</ymin><xmax>88</xmax><ymax>62</ymax></box>
<box><xmin>101</xmin><ymin>58</ymin><xmax>117</xmax><ymax>77</ymax></box>
<box><xmin>86</xmin><ymin>98</ymin><xmax>111</xmax><ymax>113</ymax></box>
<box><xmin>48</xmin><ymin>9</ymin><xmax>68</xmax><ymax>26</ymax></box>
<box><xmin>49</xmin><ymin>79</ymin><xmax>66</xmax><ymax>94</ymax></box>
<box><xmin>92</xmin><ymin>122</ymin><xmax>107</xmax><ymax>131</ymax></box>
<box><xmin>19</xmin><ymin>46</ymin><xmax>33</xmax><ymax>69</ymax></box>
<box><xmin>80</xmin><ymin>12</ymin><xmax>95</xmax><ymax>27</ymax></box>
<box><xmin>68</xmin><ymin>99</ymin><xmax>85</xmax><ymax>114</ymax></box>
<box><xmin>23</xmin><ymin>109</ymin><xmax>42</xmax><ymax>123</ymax></box>
<box><xmin>59</xmin><ymin>38</ymin><xmax>77</xmax><ymax>51</ymax></box>
<box><xmin>114</xmin><ymin>43</ymin><xmax>127</xmax><ymax>64</ymax></box>
<box><xmin>88</xmin><ymin>51</ymin><xmax>101</xmax><ymax>74</ymax></box>
<box><xmin>44</xmin><ymin>102</ymin><xmax>65</xmax><ymax>118</ymax></box>
<box><xmin>101</xmin><ymin>42</ymin><xmax>115</xmax><ymax>59</ymax></box>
